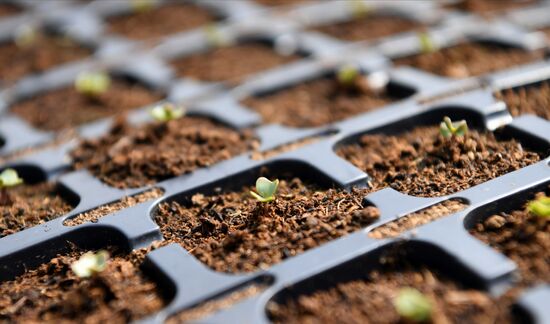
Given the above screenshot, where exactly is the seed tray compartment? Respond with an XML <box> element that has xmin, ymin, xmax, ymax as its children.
<box><xmin>1</xmin><ymin>1</ymin><xmax>550</xmax><ymax>323</ymax></box>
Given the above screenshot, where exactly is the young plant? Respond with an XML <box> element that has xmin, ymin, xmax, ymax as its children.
<box><xmin>337</xmin><ymin>64</ymin><xmax>361</xmax><ymax>88</ymax></box>
<box><xmin>150</xmin><ymin>103</ymin><xmax>185</xmax><ymax>122</ymax></box>
<box><xmin>394</xmin><ymin>287</ymin><xmax>433</xmax><ymax>322</ymax></box>
<box><xmin>250</xmin><ymin>177</ymin><xmax>279</xmax><ymax>203</ymax></box>
<box><xmin>74</xmin><ymin>71</ymin><xmax>111</xmax><ymax>97</ymax></box>
<box><xmin>130</xmin><ymin>0</ymin><xmax>157</xmax><ymax>13</ymax></box>
<box><xmin>528</xmin><ymin>195</ymin><xmax>550</xmax><ymax>218</ymax></box>
<box><xmin>417</xmin><ymin>32</ymin><xmax>436</xmax><ymax>53</ymax></box>
<box><xmin>0</xmin><ymin>169</ymin><xmax>23</xmax><ymax>206</ymax></box>
<box><xmin>439</xmin><ymin>116</ymin><xmax>468</xmax><ymax>138</ymax></box>
<box><xmin>204</xmin><ymin>24</ymin><xmax>232</xmax><ymax>48</ymax></box>
<box><xmin>14</xmin><ymin>24</ymin><xmax>38</xmax><ymax>48</ymax></box>
<box><xmin>71</xmin><ymin>250</ymin><xmax>109</xmax><ymax>278</ymax></box>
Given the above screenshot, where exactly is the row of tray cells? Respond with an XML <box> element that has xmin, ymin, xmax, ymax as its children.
<box><xmin>0</xmin><ymin>160</ymin><xmax>548</xmax><ymax>323</ymax></box>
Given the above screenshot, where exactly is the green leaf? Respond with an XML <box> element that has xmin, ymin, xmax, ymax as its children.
<box><xmin>250</xmin><ymin>177</ymin><xmax>279</xmax><ymax>203</ymax></box>
<box><xmin>439</xmin><ymin>121</ymin><xmax>452</xmax><ymax>138</ymax></box>
<box><xmin>528</xmin><ymin>196</ymin><xmax>550</xmax><ymax>218</ymax></box>
<box><xmin>150</xmin><ymin>103</ymin><xmax>185</xmax><ymax>122</ymax></box>
<box><xmin>0</xmin><ymin>169</ymin><xmax>23</xmax><ymax>187</ymax></box>
<box><xmin>440</xmin><ymin>116</ymin><xmax>468</xmax><ymax>138</ymax></box>
<box><xmin>394</xmin><ymin>288</ymin><xmax>432</xmax><ymax>322</ymax></box>
<box><xmin>74</xmin><ymin>71</ymin><xmax>111</xmax><ymax>97</ymax></box>
<box><xmin>71</xmin><ymin>250</ymin><xmax>109</xmax><ymax>278</ymax></box>
<box><xmin>14</xmin><ymin>24</ymin><xmax>37</xmax><ymax>48</ymax></box>
<box><xmin>418</xmin><ymin>32</ymin><xmax>436</xmax><ymax>53</ymax></box>
<box><xmin>337</xmin><ymin>64</ymin><xmax>360</xmax><ymax>87</ymax></box>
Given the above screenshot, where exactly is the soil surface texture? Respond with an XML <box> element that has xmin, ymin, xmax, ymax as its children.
<box><xmin>268</xmin><ymin>250</ymin><xmax>512</xmax><ymax>324</ymax></box>
<box><xmin>471</xmin><ymin>189</ymin><xmax>550</xmax><ymax>287</ymax></box>
<box><xmin>155</xmin><ymin>178</ymin><xmax>379</xmax><ymax>273</ymax></box>
<box><xmin>336</xmin><ymin>125</ymin><xmax>541</xmax><ymax>197</ymax></box>
<box><xmin>64</xmin><ymin>188</ymin><xmax>163</xmax><ymax>226</ymax></box>
<box><xmin>11</xmin><ymin>78</ymin><xmax>162</xmax><ymax>131</ymax></box>
<box><xmin>71</xmin><ymin>117</ymin><xmax>257</xmax><ymax>189</ymax></box>
<box><xmin>243</xmin><ymin>77</ymin><xmax>404</xmax><ymax>128</ymax></box>
<box><xmin>312</xmin><ymin>15</ymin><xmax>423</xmax><ymax>42</ymax></box>
<box><xmin>107</xmin><ymin>3</ymin><xmax>215</xmax><ymax>40</ymax></box>
<box><xmin>171</xmin><ymin>42</ymin><xmax>299</xmax><ymax>84</ymax></box>
<box><xmin>0</xmin><ymin>34</ymin><xmax>90</xmax><ymax>85</ymax></box>
<box><xmin>0</xmin><ymin>182</ymin><xmax>73</xmax><ymax>238</ymax></box>
<box><xmin>369</xmin><ymin>199</ymin><xmax>468</xmax><ymax>239</ymax></box>
<box><xmin>449</xmin><ymin>0</ymin><xmax>538</xmax><ymax>13</ymax></box>
<box><xmin>0</xmin><ymin>248</ymin><xmax>165</xmax><ymax>323</ymax></box>
<box><xmin>495</xmin><ymin>81</ymin><xmax>550</xmax><ymax>120</ymax></box>
<box><xmin>394</xmin><ymin>42</ymin><xmax>545</xmax><ymax>79</ymax></box>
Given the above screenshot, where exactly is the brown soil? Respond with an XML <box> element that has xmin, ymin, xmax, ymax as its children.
<box><xmin>495</xmin><ymin>81</ymin><xmax>550</xmax><ymax>120</ymax></box>
<box><xmin>268</xmin><ymin>251</ymin><xmax>512</xmax><ymax>324</ymax></box>
<box><xmin>471</xmin><ymin>190</ymin><xmax>550</xmax><ymax>287</ymax></box>
<box><xmin>336</xmin><ymin>125</ymin><xmax>541</xmax><ymax>197</ymax></box>
<box><xmin>253</xmin><ymin>0</ymin><xmax>312</xmax><ymax>7</ymax></box>
<box><xmin>448</xmin><ymin>0</ymin><xmax>538</xmax><ymax>13</ymax></box>
<box><xmin>107</xmin><ymin>3</ymin><xmax>215</xmax><ymax>40</ymax></box>
<box><xmin>64</xmin><ymin>188</ymin><xmax>163</xmax><ymax>226</ymax></box>
<box><xmin>0</xmin><ymin>248</ymin><xmax>165</xmax><ymax>323</ymax></box>
<box><xmin>312</xmin><ymin>15</ymin><xmax>423</xmax><ymax>42</ymax></box>
<box><xmin>167</xmin><ymin>284</ymin><xmax>265</xmax><ymax>323</ymax></box>
<box><xmin>71</xmin><ymin>117</ymin><xmax>257</xmax><ymax>189</ymax></box>
<box><xmin>369</xmin><ymin>199</ymin><xmax>468</xmax><ymax>239</ymax></box>
<box><xmin>10</xmin><ymin>78</ymin><xmax>162</xmax><ymax>131</ymax></box>
<box><xmin>394</xmin><ymin>42</ymin><xmax>545</xmax><ymax>79</ymax></box>
<box><xmin>242</xmin><ymin>77</ymin><xmax>403</xmax><ymax>128</ymax></box>
<box><xmin>0</xmin><ymin>34</ymin><xmax>90</xmax><ymax>85</ymax></box>
<box><xmin>170</xmin><ymin>43</ymin><xmax>299</xmax><ymax>84</ymax></box>
<box><xmin>0</xmin><ymin>3</ymin><xmax>20</xmax><ymax>18</ymax></box>
<box><xmin>155</xmin><ymin>178</ymin><xmax>379</xmax><ymax>273</ymax></box>
<box><xmin>0</xmin><ymin>183</ymin><xmax>73</xmax><ymax>238</ymax></box>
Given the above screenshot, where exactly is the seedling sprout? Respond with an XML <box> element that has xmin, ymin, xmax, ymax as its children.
<box><xmin>14</xmin><ymin>24</ymin><xmax>38</xmax><ymax>48</ymax></box>
<box><xmin>150</xmin><ymin>103</ymin><xmax>185</xmax><ymax>122</ymax></box>
<box><xmin>337</xmin><ymin>64</ymin><xmax>361</xmax><ymax>88</ymax></box>
<box><xmin>394</xmin><ymin>287</ymin><xmax>432</xmax><ymax>322</ymax></box>
<box><xmin>250</xmin><ymin>177</ymin><xmax>279</xmax><ymax>203</ymax></box>
<box><xmin>528</xmin><ymin>195</ymin><xmax>550</xmax><ymax>218</ymax></box>
<box><xmin>418</xmin><ymin>32</ymin><xmax>436</xmax><ymax>53</ymax></box>
<box><xmin>204</xmin><ymin>24</ymin><xmax>232</xmax><ymax>48</ymax></box>
<box><xmin>71</xmin><ymin>250</ymin><xmax>109</xmax><ymax>278</ymax></box>
<box><xmin>74</xmin><ymin>71</ymin><xmax>111</xmax><ymax>97</ymax></box>
<box><xmin>131</xmin><ymin>0</ymin><xmax>157</xmax><ymax>13</ymax></box>
<box><xmin>0</xmin><ymin>169</ymin><xmax>23</xmax><ymax>206</ymax></box>
<box><xmin>439</xmin><ymin>116</ymin><xmax>468</xmax><ymax>138</ymax></box>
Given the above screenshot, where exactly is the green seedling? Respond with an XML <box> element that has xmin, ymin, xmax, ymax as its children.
<box><xmin>74</xmin><ymin>71</ymin><xmax>111</xmax><ymax>97</ymax></box>
<box><xmin>337</xmin><ymin>64</ymin><xmax>361</xmax><ymax>88</ymax></box>
<box><xmin>250</xmin><ymin>177</ymin><xmax>279</xmax><ymax>203</ymax></box>
<box><xmin>348</xmin><ymin>0</ymin><xmax>371</xmax><ymax>18</ymax></box>
<box><xmin>394</xmin><ymin>288</ymin><xmax>433</xmax><ymax>322</ymax></box>
<box><xmin>439</xmin><ymin>116</ymin><xmax>468</xmax><ymax>138</ymax></box>
<box><xmin>150</xmin><ymin>103</ymin><xmax>185</xmax><ymax>122</ymax></box>
<box><xmin>71</xmin><ymin>250</ymin><xmax>109</xmax><ymax>278</ymax></box>
<box><xmin>204</xmin><ymin>24</ymin><xmax>232</xmax><ymax>48</ymax></box>
<box><xmin>14</xmin><ymin>24</ymin><xmax>38</xmax><ymax>48</ymax></box>
<box><xmin>0</xmin><ymin>169</ymin><xmax>23</xmax><ymax>206</ymax></box>
<box><xmin>528</xmin><ymin>195</ymin><xmax>550</xmax><ymax>218</ymax></box>
<box><xmin>130</xmin><ymin>0</ymin><xmax>157</xmax><ymax>13</ymax></box>
<box><xmin>417</xmin><ymin>32</ymin><xmax>436</xmax><ymax>53</ymax></box>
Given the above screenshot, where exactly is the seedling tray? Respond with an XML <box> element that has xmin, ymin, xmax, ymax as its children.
<box><xmin>0</xmin><ymin>0</ymin><xmax>550</xmax><ymax>323</ymax></box>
